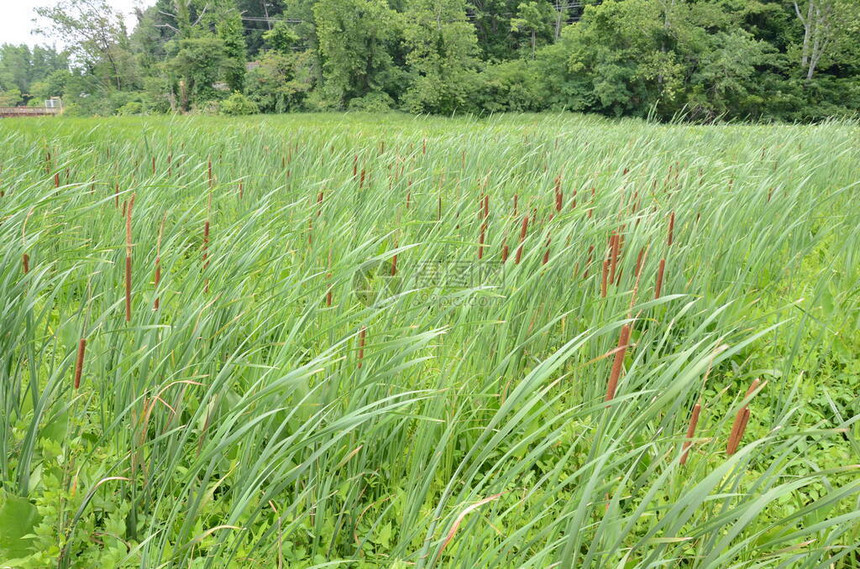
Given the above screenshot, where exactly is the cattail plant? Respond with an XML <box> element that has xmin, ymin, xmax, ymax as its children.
<box><xmin>634</xmin><ymin>247</ymin><xmax>646</xmax><ymax>279</ymax></box>
<box><xmin>655</xmin><ymin>258</ymin><xmax>666</xmax><ymax>299</ymax></box>
<box><xmin>515</xmin><ymin>216</ymin><xmax>528</xmax><ymax>264</ymax></box>
<box><xmin>20</xmin><ymin>208</ymin><xmax>33</xmax><ymax>274</ymax></box>
<box><xmin>358</xmin><ymin>326</ymin><xmax>367</xmax><ymax>369</ymax></box>
<box><xmin>73</xmin><ymin>338</ymin><xmax>87</xmax><ymax>389</ymax></box>
<box><xmin>608</xmin><ymin>232</ymin><xmax>620</xmax><ymax>285</ymax></box>
<box><xmin>727</xmin><ymin>379</ymin><xmax>761</xmax><ymax>455</ymax></box>
<box><xmin>554</xmin><ymin>176</ymin><xmax>563</xmax><ymax>212</ymax></box>
<box><xmin>125</xmin><ymin>193</ymin><xmax>135</xmax><ymax>322</ymax></box>
<box><xmin>605</xmin><ymin>324</ymin><xmax>631</xmax><ymax>402</ymax></box>
<box><xmin>583</xmin><ymin>245</ymin><xmax>594</xmax><ymax>279</ymax></box>
<box><xmin>680</xmin><ymin>403</ymin><xmax>701</xmax><ymax>465</ymax></box>
<box><xmin>601</xmin><ymin>258</ymin><xmax>610</xmax><ymax>298</ymax></box>
<box><xmin>668</xmin><ymin>211</ymin><xmax>675</xmax><ymax>247</ymax></box>
<box><xmin>478</xmin><ymin>223</ymin><xmax>487</xmax><ymax>260</ymax></box>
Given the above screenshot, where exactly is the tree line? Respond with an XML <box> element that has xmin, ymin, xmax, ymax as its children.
<box><xmin>1</xmin><ymin>0</ymin><xmax>858</xmax><ymax>121</ymax></box>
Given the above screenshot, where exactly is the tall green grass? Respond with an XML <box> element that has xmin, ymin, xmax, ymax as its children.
<box><xmin>0</xmin><ymin>113</ymin><xmax>858</xmax><ymax>568</ymax></box>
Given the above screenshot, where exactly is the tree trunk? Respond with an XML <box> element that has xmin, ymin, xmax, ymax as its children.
<box><xmin>554</xmin><ymin>0</ymin><xmax>562</xmax><ymax>41</ymax></box>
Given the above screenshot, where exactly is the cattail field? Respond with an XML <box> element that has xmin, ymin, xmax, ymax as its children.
<box><xmin>0</xmin><ymin>114</ymin><xmax>858</xmax><ymax>568</ymax></box>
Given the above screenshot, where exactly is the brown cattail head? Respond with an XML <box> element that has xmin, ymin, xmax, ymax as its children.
<box><xmin>601</xmin><ymin>258</ymin><xmax>609</xmax><ymax>298</ymax></box>
<box><xmin>239</xmin><ymin>181</ymin><xmax>244</xmax><ymax>199</ymax></box>
<box><xmin>515</xmin><ymin>216</ymin><xmax>528</xmax><ymax>264</ymax></box>
<box><xmin>74</xmin><ymin>338</ymin><xmax>87</xmax><ymax>389</ymax></box>
<box><xmin>542</xmin><ymin>237</ymin><xmax>551</xmax><ymax>265</ymax></box>
<box><xmin>609</xmin><ymin>233</ymin><xmax>619</xmax><ymax>285</ymax></box>
<box><xmin>478</xmin><ymin>223</ymin><xmax>486</xmax><ymax>259</ymax></box>
<box><xmin>655</xmin><ymin>258</ymin><xmax>666</xmax><ymax>299</ymax></box>
<box><xmin>22</xmin><ymin>253</ymin><xmax>30</xmax><ymax>274</ymax></box>
<box><xmin>727</xmin><ymin>379</ymin><xmax>761</xmax><ymax>455</ymax></box>
<box><xmin>360</xmin><ymin>169</ymin><xmax>366</xmax><ymax>189</ymax></box>
<box><xmin>634</xmin><ymin>247</ymin><xmax>646</xmax><ymax>278</ymax></box>
<box><xmin>501</xmin><ymin>239</ymin><xmax>509</xmax><ymax>262</ymax></box>
<box><xmin>668</xmin><ymin>211</ymin><xmax>675</xmax><ymax>247</ymax></box>
<box><xmin>54</xmin><ymin>172</ymin><xmax>60</xmax><ymax>188</ymax></box>
<box><xmin>605</xmin><ymin>324</ymin><xmax>631</xmax><ymax>402</ymax></box>
<box><xmin>680</xmin><ymin>403</ymin><xmax>701</xmax><ymax>465</ymax></box>
<box><xmin>358</xmin><ymin>326</ymin><xmax>367</xmax><ymax>369</ymax></box>
<box><xmin>326</xmin><ymin>272</ymin><xmax>333</xmax><ymax>307</ymax></box>
<box><xmin>554</xmin><ymin>176</ymin><xmax>563</xmax><ymax>212</ymax></box>
<box><xmin>727</xmin><ymin>408</ymin><xmax>751</xmax><ymax>456</ymax></box>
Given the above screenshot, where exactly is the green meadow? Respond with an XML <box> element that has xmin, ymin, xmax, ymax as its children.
<box><xmin>0</xmin><ymin>114</ymin><xmax>858</xmax><ymax>568</ymax></box>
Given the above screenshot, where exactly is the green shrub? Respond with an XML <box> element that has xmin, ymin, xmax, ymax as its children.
<box><xmin>347</xmin><ymin>92</ymin><xmax>394</xmax><ymax>112</ymax></box>
<box><xmin>116</xmin><ymin>101</ymin><xmax>144</xmax><ymax>116</ymax></box>
<box><xmin>220</xmin><ymin>91</ymin><xmax>259</xmax><ymax>116</ymax></box>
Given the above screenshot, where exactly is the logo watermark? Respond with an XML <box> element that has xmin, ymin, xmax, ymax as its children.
<box><xmin>353</xmin><ymin>259</ymin><xmax>506</xmax><ymax>308</ymax></box>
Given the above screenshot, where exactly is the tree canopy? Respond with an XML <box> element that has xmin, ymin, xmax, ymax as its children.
<box><xmin>1</xmin><ymin>0</ymin><xmax>857</xmax><ymax>121</ymax></box>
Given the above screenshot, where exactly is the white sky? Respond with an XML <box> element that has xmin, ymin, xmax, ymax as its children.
<box><xmin>0</xmin><ymin>0</ymin><xmax>157</xmax><ymax>48</ymax></box>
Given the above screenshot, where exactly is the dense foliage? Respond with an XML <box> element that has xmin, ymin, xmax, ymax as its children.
<box><xmin>1</xmin><ymin>0</ymin><xmax>858</xmax><ymax>120</ymax></box>
<box><xmin>0</xmin><ymin>114</ymin><xmax>858</xmax><ymax>567</ymax></box>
